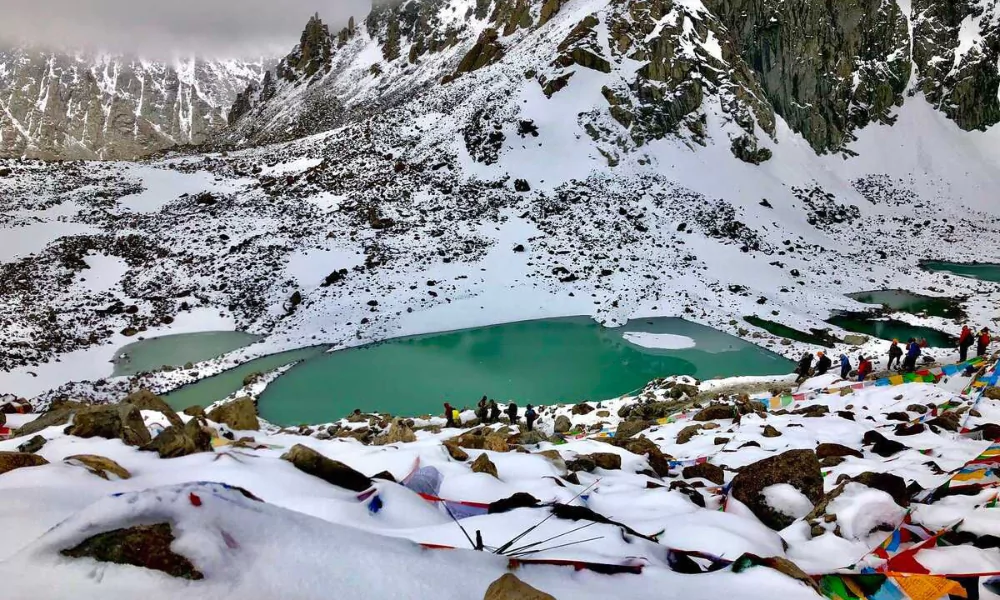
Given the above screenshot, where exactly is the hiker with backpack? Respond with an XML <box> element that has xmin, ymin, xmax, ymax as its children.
<box><xmin>488</xmin><ymin>400</ymin><xmax>501</xmax><ymax>424</ymax></box>
<box><xmin>476</xmin><ymin>396</ymin><xmax>488</xmax><ymax>423</ymax></box>
<box><xmin>857</xmin><ymin>355</ymin><xmax>873</xmax><ymax>382</ymax></box>
<box><xmin>887</xmin><ymin>339</ymin><xmax>903</xmax><ymax>370</ymax></box>
<box><xmin>815</xmin><ymin>351</ymin><xmax>832</xmax><ymax>376</ymax></box>
<box><xmin>525</xmin><ymin>405</ymin><xmax>538</xmax><ymax>431</ymax></box>
<box><xmin>505</xmin><ymin>402</ymin><xmax>519</xmax><ymax>425</ymax></box>
<box><xmin>839</xmin><ymin>354</ymin><xmax>851</xmax><ymax>379</ymax></box>
<box><xmin>444</xmin><ymin>402</ymin><xmax>456</xmax><ymax>428</ymax></box>
<box><xmin>794</xmin><ymin>352</ymin><xmax>813</xmax><ymax>383</ymax></box>
<box><xmin>902</xmin><ymin>338</ymin><xmax>921</xmax><ymax>372</ymax></box>
<box><xmin>959</xmin><ymin>326</ymin><xmax>975</xmax><ymax>362</ymax></box>
<box><xmin>978</xmin><ymin>328</ymin><xmax>992</xmax><ymax>357</ymax></box>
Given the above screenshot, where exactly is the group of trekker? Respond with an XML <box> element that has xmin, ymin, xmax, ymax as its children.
<box><xmin>443</xmin><ymin>396</ymin><xmax>538</xmax><ymax>430</ymax></box>
<box><xmin>795</xmin><ymin>326</ymin><xmax>991</xmax><ymax>384</ymax></box>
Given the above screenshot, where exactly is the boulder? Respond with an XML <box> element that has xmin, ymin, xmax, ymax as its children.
<box><xmin>65</xmin><ymin>404</ymin><xmax>150</xmax><ymax>446</ymax></box>
<box><xmin>566</xmin><ymin>455</ymin><xmax>597</xmax><ymax>473</ymax></box>
<box><xmin>471</xmin><ymin>454</ymin><xmax>499</xmax><ymax>478</ymax></box>
<box><xmin>968</xmin><ymin>423</ymin><xmax>1000</xmax><ymax>440</ymax></box>
<box><xmin>762</xmin><ymin>425</ymin><xmax>782</xmax><ymax>438</ymax></box>
<box><xmin>553</xmin><ymin>415</ymin><xmax>571</xmax><ymax>433</ymax></box>
<box><xmin>571</xmin><ymin>403</ymin><xmax>594</xmax><ymax>415</ymax></box>
<box><xmin>182</xmin><ymin>405</ymin><xmax>206</xmax><ymax>417</ymax></box>
<box><xmin>683</xmin><ymin>462</ymin><xmax>725</xmax><ymax>485</ymax></box>
<box><xmin>443</xmin><ymin>442</ymin><xmax>469</xmax><ymax>461</ymax></box>
<box><xmin>693</xmin><ymin>404</ymin><xmax>735</xmax><ymax>421</ymax></box>
<box><xmin>65</xmin><ymin>455</ymin><xmax>131</xmax><ymax>480</ymax></box>
<box><xmin>894</xmin><ymin>422</ymin><xmax>926</xmax><ymax>436</ymax></box>
<box><xmin>16</xmin><ymin>435</ymin><xmax>46</xmax><ymax>453</ymax></box>
<box><xmin>142</xmin><ymin>418</ymin><xmax>213</xmax><ymax>459</ymax></box>
<box><xmin>482</xmin><ymin>573</ymin><xmax>555</xmax><ymax>600</ymax></box>
<box><xmin>862</xmin><ymin>431</ymin><xmax>909</xmax><ymax>457</ymax></box>
<box><xmin>843</xmin><ymin>334</ymin><xmax>868</xmax><ymax>345</ymax></box>
<box><xmin>280</xmin><ymin>444</ymin><xmax>371</xmax><ymax>492</ymax></box>
<box><xmin>984</xmin><ymin>387</ymin><xmax>1000</xmax><ymax>400</ymax></box>
<box><xmin>791</xmin><ymin>405</ymin><xmax>829</xmax><ymax>418</ymax></box>
<box><xmin>61</xmin><ymin>523</ymin><xmax>203</xmax><ymax>580</ymax></box>
<box><xmin>374</xmin><ymin>419</ymin><xmax>417</xmax><ymax>445</ymax></box>
<box><xmin>676</xmin><ymin>424</ymin><xmax>704</xmax><ymax>444</ymax></box>
<box><xmin>15</xmin><ymin>402</ymin><xmax>88</xmax><ymax>437</ymax></box>
<box><xmin>484</xmin><ymin>432</ymin><xmax>511</xmax><ymax>452</ymax></box>
<box><xmin>615</xmin><ymin>436</ymin><xmax>672</xmax><ymax>477</ymax></box>
<box><xmin>124</xmin><ymin>389</ymin><xmax>183</xmax><ymax>429</ymax></box>
<box><xmin>513</xmin><ymin>430</ymin><xmax>547</xmax><ymax>446</ymax></box>
<box><xmin>852</xmin><ymin>472</ymin><xmax>909</xmax><ymax>507</ymax></box>
<box><xmin>0</xmin><ymin>451</ymin><xmax>49</xmax><ymax>475</ymax></box>
<box><xmin>614</xmin><ymin>419</ymin><xmax>653</xmax><ymax>440</ymax></box>
<box><xmin>589</xmin><ymin>452</ymin><xmax>622</xmax><ymax>470</ymax></box>
<box><xmin>207</xmin><ymin>397</ymin><xmax>259</xmax><ymax>431</ymax></box>
<box><xmin>906</xmin><ymin>404</ymin><xmax>928</xmax><ymax>414</ymax></box>
<box><xmin>926</xmin><ymin>413</ymin><xmax>960</xmax><ymax>432</ymax></box>
<box><xmin>730</xmin><ymin>449</ymin><xmax>823</xmax><ymax>530</ymax></box>
<box><xmin>488</xmin><ymin>492</ymin><xmax>540</xmax><ymax>514</ymax></box>
<box><xmin>815</xmin><ymin>443</ymin><xmax>862</xmax><ymax>460</ymax></box>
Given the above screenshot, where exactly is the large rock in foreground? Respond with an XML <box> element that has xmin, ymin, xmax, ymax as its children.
<box><xmin>483</xmin><ymin>573</ymin><xmax>556</xmax><ymax>600</ymax></box>
<box><xmin>730</xmin><ymin>449</ymin><xmax>823</xmax><ymax>530</ymax></box>
<box><xmin>64</xmin><ymin>455</ymin><xmax>131</xmax><ymax>480</ymax></box>
<box><xmin>207</xmin><ymin>397</ymin><xmax>260</xmax><ymax>431</ymax></box>
<box><xmin>124</xmin><ymin>389</ymin><xmax>184</xmax><ymax>429</ymax></box>
<box><xmin>142</xmin><ymin>418</ymin><xmax>213</xmax><ymax>459</ymax></box>
<box><xmin>60</xmin><ymin>523</ymin><xmax>203</xmax><ymax>580</ymax></box>
<box><xmin>281</xmin><ymin>444</ymin><xmax>371</xmax><ymax>492</ymax></box>
<box><xmin>0</xmin><ymin>451</ymin><xmax>49</xmax><ymax>475</ymax></box>
<box><xmin>65</xmin><ymin>405</ymin><xmax>151</xmax><ymax>446</ymax></box>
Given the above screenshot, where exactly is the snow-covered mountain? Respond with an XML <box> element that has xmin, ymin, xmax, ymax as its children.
<box><xmin>226</xmin><ymin>0</ymin><xmax>1000</xmax><ymax>156</ymax></box>
<box><xmin>0</xmin><ymin>48</ymin><xmax>273</xmax><ymax>160</ymax></box>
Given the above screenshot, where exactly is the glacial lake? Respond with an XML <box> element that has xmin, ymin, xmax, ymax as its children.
<box><xmin>921</xmin><ymin>261</ymin><xmax>1000</xmax><ymax>283</ymax></box>
<box><xmin>255</xmin><ymin>317</ymin><xmax>793</xmax><ymax>425</ymax></box>
<box><xmin>112</xmin><ymin>331</ymin><xmax>263</xmax><ymax>377</ymax></box>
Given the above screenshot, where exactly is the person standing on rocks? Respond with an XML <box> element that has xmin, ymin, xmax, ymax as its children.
<box><xmin>794</xmin><ymin>352</ymin><xmax>813</xmax><ymax>383</ymax></box>
<box><xmin>887</xmin><ymin>339</ymin><xmax>903</xmax><ymax>370</ymax></box>
<box><xmin>444</xmin><ymin>402</ymin><xmax>456</xmax><ymax>428</ymax></box>
<box><xmin>488</xmin><ymin>400</ymin><xmax>501</xmax><ymax>424</ymax></box>
<box><xmin>814</xmin><ymin>351</ymin><xmax>831</xmax><ymax>376</ymax></box>
<box><xmin>902</xmin><ymin>338</ymin><xmax>921</xmax><ymax>372</ymax></box>
<box><xmin>839</xmin><ymin>354</ymin><xmax>851</xmax><ymax>379</ymax></box>
<box><xmin>978</xmin><ymin>328</ymin><xmax>992</xmax><ymax>357</ymax></box>
<box><xmin>505</xmin><ymin>402</ymin><xmax>519</xmax><ymax>426</ymax></box>
<box><xmin>857</xmin><ymin>355</ymin><xmax>873</xmax><ymax>382</ymax></box>
<box><xmin>959</xmin><ymin>326</ymin><xmax>975</xmax><ymax>362</ymax></box>
<box><xmin>476</xmin><ymin>396</ymin><xmax>488</xmax><ymax>423</ymax></box>
<box><xmin>525</xmin><ymin>405</ymin><xmax>537</xmax><ymax>432</ymax></box>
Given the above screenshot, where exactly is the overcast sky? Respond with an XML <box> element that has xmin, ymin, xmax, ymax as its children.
<box><xmin>0</xmin><ymin>0</ymin><xmax>371</xmax><ymax>59</ymax></box>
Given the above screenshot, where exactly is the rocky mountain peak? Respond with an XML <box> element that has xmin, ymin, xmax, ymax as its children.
<box><xmin>277</xmin><ymin>13</ymin><xmax>335</xmax><ymax>82</ymax></box>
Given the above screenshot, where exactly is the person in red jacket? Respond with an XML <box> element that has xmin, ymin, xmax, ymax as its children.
<box><xmin>978</xmin><ymin>328</ymin><xmax>992</xmax><ymax>357</ymax></box>
<box><xmin>959</xmin><ymin>326</ymin><xmax>974</xmax><ymax>362</ymax></box>
<box><xmin>857</xmin><ymin>355</ymin><xmax>873</xmax><ymax>382</ymax></box>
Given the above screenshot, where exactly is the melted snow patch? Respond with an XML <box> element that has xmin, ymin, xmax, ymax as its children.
<box><xmin>621</xmin><ymin>332</ymin><xmax>697</xmax><ymax>350</ymax></box>
<box><xmin>762</xmin><ymin>484</ymin><xmax>814</xmax><ymax>520</ymax></box>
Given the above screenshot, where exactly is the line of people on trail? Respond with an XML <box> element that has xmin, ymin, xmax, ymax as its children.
<box><xmin>443</xmin><ymin>396</ymin><xmax>538</xmax><ymax>431</ymax></box>
<box><xmin>794</xmin><ymin>325</ymin><xmax>992</xmax><ymax>385</ymax></box>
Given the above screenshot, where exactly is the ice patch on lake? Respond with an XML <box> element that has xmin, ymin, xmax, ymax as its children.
<box><xmin>621</xmin><ymin>332</ymin><xmax>697</xmax><ymax>350</ymax></box>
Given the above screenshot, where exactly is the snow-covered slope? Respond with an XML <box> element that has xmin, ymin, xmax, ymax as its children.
<box><xmin>1</xmin><ymin>373</ymin><xmax>1000</xmax><ymax>598</ymax></box>
<box><xmin>0</xmin><ymin>48</ymin><xmax>273</xmax><ymax>160</ymax></box>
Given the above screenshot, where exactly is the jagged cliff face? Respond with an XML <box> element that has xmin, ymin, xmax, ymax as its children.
<box><xmin>0</xmin><ymin>48</ymin><xmax>270</xmax><ymax>160</ymax></box>
<box><xmin>227</xmin><ymin>0</ymin><xmax>1000</xmax><ymax>160</ymax></box>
